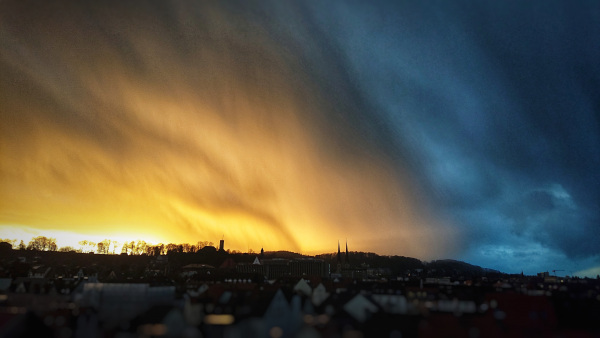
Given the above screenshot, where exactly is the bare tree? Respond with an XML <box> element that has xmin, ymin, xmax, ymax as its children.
<box><xmin>79</xmin><ymin>240</ymin><xmax>96</xmax><ymax>253</ymax></box>
<box><xmin>112</xmin><ymin>241</ymin><xmax>120</xmax><ymax>254</ymax></box>
<box><xmin>96</xmin><ymin>239</ymin><xmax>112</xmax><ymax>254</ymax></box>
<box><xmin>196</xmin><ymin>241</ymin><xmax>215</xmax><ymax>250</ymax></box>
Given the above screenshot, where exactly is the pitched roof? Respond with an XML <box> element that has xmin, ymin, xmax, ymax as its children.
<box><xmin>343</xmin><ymin>294</ymin><xmax>379</xmax><ymax>323</ymax></box>
<box><xmin>293</xmin><ymin>278</ymin><xmax>312</xmax><ymax>297</ymax></box>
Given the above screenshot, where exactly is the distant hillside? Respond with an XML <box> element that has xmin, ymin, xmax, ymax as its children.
<box><xmin>425</xmin><ymin>259</ymin><xmax>485</xmax><ymax>277</ymax></box>
<box><xmin>0</xmin><ymin>245</ymin><xmax>506</xmax><ymax>278</ymax></box>
<box><xmin>262</xmin><ymin>251</ymin><xmax>307</xmax><ymax>259</ymax></box>
<box><xmin>314</xmin><ymin>252</ymin><xmax>506</xmax><ymax>278</ymax></box>
<box><xmin>316</xmin><ymin>251</ymin><xmax>424</xmax><ymax>275</ymax></box>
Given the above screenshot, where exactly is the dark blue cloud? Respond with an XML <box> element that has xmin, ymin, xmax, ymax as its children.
<box><xmin>299</xmin><ymin>1</ymin><xmax>600</xmax><ymax>274</ymax></box>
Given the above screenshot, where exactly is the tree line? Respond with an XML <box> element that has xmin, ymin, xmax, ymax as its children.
<box><xmin>0</xmin><ymin>237</ymin><xmax>233</xmax><ymax>256</ymax></box>
<box><xmin>1</xmin><ymin>237</ymin><xmax>58</xmax><ymax>251</ymax></box>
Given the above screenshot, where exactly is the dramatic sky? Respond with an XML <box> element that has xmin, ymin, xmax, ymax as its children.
<box><xmin>1</xmin><ymin>1</ymin><xmax>599</xmax><ymax>276</ymax></box>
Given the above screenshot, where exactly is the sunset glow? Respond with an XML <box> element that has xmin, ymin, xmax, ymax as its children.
<box><xmin>0</xmin><ymin>2</ymin><xmax>456</xmax><ymax>259</ymax></box>
<box><xmin>2</xmin><ymin>1</ymin><xmax>599</xmax><ymax>276</ymax></box>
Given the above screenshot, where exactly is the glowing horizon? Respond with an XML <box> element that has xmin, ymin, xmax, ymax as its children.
<box><xmin>4</xmin><ymin>2</ymin><xmax>599</xmax><ymax>277</ymax></box>
<box><xmin>0</xmin><ymin>2</ymin><xmax>457</xmax><ymax>262</ymax></box>
<box><xmin>0</xmin><ymin>224</ymin><xmax>427</xmax><ymax>257</ymax></box>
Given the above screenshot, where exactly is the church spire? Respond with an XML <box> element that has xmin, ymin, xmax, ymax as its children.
<box><xmin>337</xmin><ymin>240</ymin><xmax>341</xmax><ymax>264</ymax></box>
<box><xmin>345</xmin><ymin>240</ymin><xmax>349</xmax><ymax>265</ymax></box>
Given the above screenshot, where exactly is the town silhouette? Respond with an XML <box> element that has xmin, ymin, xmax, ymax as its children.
<box><xmin>0</xmin><ymin>237</ymin><xmax>598</xmax><ymax>337</ymax></box>
<box><xmin>2</xmin><ymin>0</ymin><xmax>600</xmax><ymax>336</ymax></box>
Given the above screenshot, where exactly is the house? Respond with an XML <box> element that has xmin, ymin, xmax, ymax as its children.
<box><xmin>28</xmin><ymin>266</ymin><xmax>51</xmax><ymax>279</ymax></box>
<box><xmin>343</xmin><ymin>294</ymin><xmax>379</xmax><ymax>323</ymax></box>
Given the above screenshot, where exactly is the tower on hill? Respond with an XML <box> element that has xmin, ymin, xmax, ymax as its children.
<box><xmin>345</xmin><ymin>240</ymin><xmax>350</xmax><ymax>265</ymax></box>
<box><xmin>336</xmin><ymin>240</ymin><xmax>342</xmax><ymax>274</ymax></box>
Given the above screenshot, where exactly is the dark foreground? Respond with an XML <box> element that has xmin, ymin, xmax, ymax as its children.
<box><xmin>0</xmin><ymin>249</ymin><xmax>599</xmax><ymax>337</ymax></box>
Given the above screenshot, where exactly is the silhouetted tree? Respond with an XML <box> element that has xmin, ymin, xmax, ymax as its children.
<box><xmin>144</xmin><ymin>245</ymin><xmax>154</xmax><ymax>256</ymax></box>
<box><xmin>27</xmin><ymin>237</ymin><xmax>41</xmax><ymax>250</ymax></box>
<box><xmin>165</xmin><ymin>243</ymin><xmax>179</xmax><ymax>255</ymax></box>
<box><xmin>196</xmin><ymin>241</ymin><xmax>213</xmax><ymax>250</ymax></box>
<box><xmin>135</xmin><ymin>240</ymin><xmax>148</xmax><ymax>255</ymax></box>
<box><xmin>59</xmin><ymin>246</ymin><xmax>76</xmax><ymax>252</ymax></box>
<box><xmin>78</xmin><ymin>240</ymin><xmax>87</xmax><ymax>252</ymax></box>
<box><xmin>97</xmin><ymin>242</ymin><xmax>105</xmax><ymax>254</ymax></box>
<box><xmin>104</xmin><ymin>239</ymin><xmax>112</xmax><ymax>254</ymax></box>
<box><xmin>27</xmin><ymin>236</ymin><xmax>57</xmax><ymax>251</ymax></box>
<box><xmin>79</xmin><ymin>240</ymin><xmax>96</xmax><ymax>253</ymax></box>
<box><xmin>127</xmin><ymin>241</ymin><xmax>135</xmax><ymax>255</ymax></box>
<box><xmin>95</xmin><ymin>239</ymin><xmax>112</xmax><ymax>254</ymax></box>
<box><xmin>148</xmin><ymin>244</ymin><xmax>164</xmax><ymax>256</ymax></box>
<box><xmin>11</xmin><ymin>235</ymin><xmax>235</xmax><ymax>257</ymax></box>
<box><xmin>112</xmin><ymin>241</ymin><xmax>120</xmax><ymax>254</ymax></box>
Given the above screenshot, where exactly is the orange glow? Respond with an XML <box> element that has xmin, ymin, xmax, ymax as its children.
<box><xmin>0</xmin><ymin>2</ymin><xmax>458</xmax><ymax>259</ymax></box>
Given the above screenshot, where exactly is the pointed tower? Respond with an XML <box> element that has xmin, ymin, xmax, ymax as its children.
<box><xmin>345</xmin><ymin>240</ymin><xmax>349</xmax><ymax>266</ymax></box>
<box><xmin>337</xmin><ymin>241</ymin><xmax>342</xmax><ymax>265</ymax></box>
<box><xmin>336</xmin><ymin>240</ymin><xmax>342</xmax><ymax>274</ymax></box>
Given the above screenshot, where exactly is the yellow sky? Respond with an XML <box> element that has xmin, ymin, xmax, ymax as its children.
<box><xmin>0</xmin><ymin>2</ymin><xmax>458</xmax><ymax>259</ymax></box>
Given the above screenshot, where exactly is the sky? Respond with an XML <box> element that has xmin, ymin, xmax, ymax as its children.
<box><xmin>1</xmin><ymin>1</ymin><xmax>599</xmax><ymax>276</ymax></box>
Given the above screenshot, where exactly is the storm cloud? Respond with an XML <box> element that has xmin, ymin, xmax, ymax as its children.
<box><xmin>308</xmin><ymin>1</ymin><xmax>600</xmax><ymax>273</ymax></box>
<box><xmin>1</xmin><ymin>1</ymin><xmax>599</xmax><ymax>274</ymax></box>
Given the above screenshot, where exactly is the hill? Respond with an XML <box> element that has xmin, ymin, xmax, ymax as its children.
<box><xmin>0</xmin><ymin>244</ymin><xmax>507</xmax><ymax>279</ymax></box>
